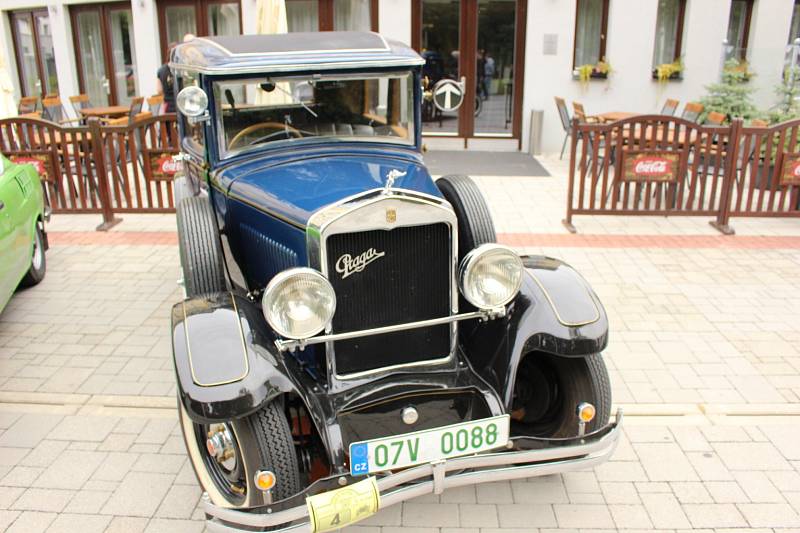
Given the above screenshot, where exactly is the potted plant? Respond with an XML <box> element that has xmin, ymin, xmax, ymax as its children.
<box><xmin>723</xmin><ymin>58</ymin><xmax>754</xmax><ymax>82</ymax></box>
<box><xmin>573</xmin><ymin>58</ymin><xmax>612</xmax><ymax>83</ymax></box>
<box><xmin>653</xmin><ymin>58</ymin><xmax>683</xmax><ymax>82</ymax></box>
<box><xmin>700</xmin><ymin>59</ymin><xmax>758</xmax><ymax>123</ymax></box>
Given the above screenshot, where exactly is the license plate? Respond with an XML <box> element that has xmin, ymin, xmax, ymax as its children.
<box><xmin>349</xmin><ymin>415</ymin><xmax>510</xmax><ymax>476</ymax></box>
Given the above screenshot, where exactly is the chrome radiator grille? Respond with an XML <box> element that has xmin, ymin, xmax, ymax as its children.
<box><xmin>325</xmin><ymin>223</ymin><xmax>451</xmax><ymax>375</ymax></box>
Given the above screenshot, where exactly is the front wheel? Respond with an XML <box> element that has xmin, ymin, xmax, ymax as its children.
<box><xmin>511</xmin><ymin>352</ymin><xmax>611</xmax><ymax>438</ymax></box>
<box><xmin>20</xmin><ymin>224</ymin><xmax>46</xmax><ymax>287</ymax></box>
<box><xmin>179</xmin><ymin>398</ymin><xmax>301</xmax><ymax>508</ymax></box>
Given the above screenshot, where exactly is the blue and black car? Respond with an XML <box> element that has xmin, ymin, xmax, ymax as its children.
<box><xmin>168</xmin><ymin>31</ymin><xmax>621</xmax><ymax>532</ymax></box>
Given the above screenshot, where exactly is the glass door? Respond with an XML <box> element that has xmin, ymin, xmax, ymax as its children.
<box><xmin>474</xmin><ymin>0</ymin><xmax>517</xmax><ymax>135</ymax></box>
<box><xmin>9</xmin><ymin>10</ymin><xmax>59</xmax><ymax>97</ymax></box>
<box><xmin>158</xmin><ymin>0</ymin><xmax>242</xmax><ymax>61</ymax></box>
<box><xmin>418</xmin><ymin>0</ymin><xmax>462</xmax><ymax>135</ymax></box>
<box><xmin>108</xmin><ymin>8</ymin><xmax>138</xmax><ymax>105</ymax></box>
<box><xmin>74</xmin><ymin>9</ymin><xmax>109</xmax><ymax>106</ymax></box>
<box><xmin>413</xmin><ymin>0</ymin><xmax>525</xmax><ymax>140</ymax></box>
<box><xmin>71</xmin><ymin>2</ymin><xmax>139</xmax><ymax>106</ymax></box>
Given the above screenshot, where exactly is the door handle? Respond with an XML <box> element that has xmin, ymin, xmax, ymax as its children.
<box><xmin>102</xmin><ymin>78</ymin><xmax>111</xmax><ymax>95</ymax></box>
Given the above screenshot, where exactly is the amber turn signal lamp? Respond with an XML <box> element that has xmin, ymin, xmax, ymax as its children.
<box><xmin>576</xmin><ymin>402</ymin><xmax>596</xmax><ymax>423</ymax></box>
<box><xmin>254</xmin><ymin>470</ymin><xmax>276</xmax><ymax>491</ymax></box>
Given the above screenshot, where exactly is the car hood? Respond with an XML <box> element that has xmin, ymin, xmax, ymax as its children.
<box><xmin>215</xmin><ymin>147</ymin><xmax>444</xmax><ymax>228</ymax></box>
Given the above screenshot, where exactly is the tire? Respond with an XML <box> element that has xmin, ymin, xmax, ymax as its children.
<box><xmin>435</xmin><ymin>174</ymin><xmax>496</xmax><ymax>263</ymax></box>
<box><xmin>511</xmin><ymin>352</ymin><xmax>611</xmax><ymax>438</ymax></box>
<box><xmin>176</xmin><ymin>196</ymin><xmax>227</xmax><ymax>297</ymax></box>
<box><xmin>172</xmin><ymin>175</ymin><xmax>195</xmax><ymax>208</ymax></box>
<box><xmin>179</xmin><ymin>398</ymin><xmax>302</xmax><ymax>509</ymax></box>
<box><xmin>20</xmin><ymin>224</ymin><xmax>46</xmax><ymax>287</ymax></box>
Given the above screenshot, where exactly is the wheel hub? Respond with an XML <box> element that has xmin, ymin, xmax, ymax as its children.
<box><xmin>206</xmin><ymin>424</ymin><xmax>236</xmax><ymax>470</ymax></box>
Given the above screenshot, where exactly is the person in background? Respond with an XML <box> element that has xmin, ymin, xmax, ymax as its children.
<box><xmin>156</xmin><ymin>33</ymin><xmax>196</xmax><ymax>113</ymax></box>
<box><xmin>476</xmin><ymin>49</ymin><xmax>486</xmax><ymax>101</ymax></box>
<box><xmin>483</xmin><ymin>51</ymin><xmax>495</xmax><ymax>100</ymax></box>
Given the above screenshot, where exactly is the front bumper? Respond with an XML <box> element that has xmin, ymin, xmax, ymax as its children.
<box><xmin>204</xmin><ymin>410</ymin><xmax>623</xmax><ymax>533</ymax></box>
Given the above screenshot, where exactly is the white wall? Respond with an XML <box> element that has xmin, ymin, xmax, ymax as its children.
<box><xmin>521</xmin><ymin>0</ymin><xmax>739</xmax><ymax>154</ymax></box>
<box><xmin>748</xmin><ymin>0</ymin><xmax>796</xmax><ymax>108</ymax></box>
<box><xmin>379</xmin><ymin>0</ymin><xmax>412</xmax><ymax>45</ymax></box>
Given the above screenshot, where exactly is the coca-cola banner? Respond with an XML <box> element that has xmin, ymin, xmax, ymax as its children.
<box><xmin>778</xmin><ymin>153</ymin><xmax>800</xmax><ymax>187</ymax></box>
<box><xmin>147</xmin><ymin>151</ymin><xmax>181</xmax><ymax>181</ymax></box>
<box><xmin>618</xmin><ymin>150</ymin><xmax>682</xmax><ymax>184</ymax></box>
<box><xmin>11</xmin><ymin>154</ymin><xmax>54</xmax><ymax>183</ymax></box>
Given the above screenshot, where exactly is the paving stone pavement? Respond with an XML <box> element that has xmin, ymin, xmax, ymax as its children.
<box><xmin>1</xmin><ymin>156</ymin><xmax>800</xmax><ymax>532</ymax></box>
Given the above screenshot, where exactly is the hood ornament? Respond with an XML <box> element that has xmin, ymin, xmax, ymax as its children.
<box><xmin>384</xmin><ymin>169</ymin><xmax>406</xmax><ymax>194</ymax></box>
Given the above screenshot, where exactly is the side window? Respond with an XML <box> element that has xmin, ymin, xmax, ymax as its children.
<box><xmin>573</xmin><ymin>0</ymin><xmax>610</xmax><ymax>69</ymax></box>
<box><xmin>177</xmin><ymin>71</ymin><xmax>206</xmax><ymax>153</ymax></box>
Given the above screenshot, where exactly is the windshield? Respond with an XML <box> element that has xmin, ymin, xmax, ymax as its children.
<box><xmin>213</xmin><ymin>72</ymin><xmax>416</xmax><ymax>158</ymax></box>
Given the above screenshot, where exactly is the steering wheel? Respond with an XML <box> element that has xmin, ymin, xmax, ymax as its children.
<box><xmin>229</xmin><ymin>121</ymin><xmax>302</xmax><ymax>149</ymax></box>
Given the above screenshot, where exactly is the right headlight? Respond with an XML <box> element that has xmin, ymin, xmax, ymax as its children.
<box><xmin>459</xmin><ymin>244</ymin><xmax>524</xmax><ymax>309</ymax></box>
<box><xmin>262</xmin><ymin>268</ymin><xmax>336</xmax><ymax>340</ymax></box>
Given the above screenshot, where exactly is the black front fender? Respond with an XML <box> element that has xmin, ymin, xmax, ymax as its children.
<box><xmin>171</xmin><ymin>292</ymin><xmax>316</xmax><ymax>424</ymax></box>
<box><xmin>465</xmin><ymin>255</ymin><xmax>609</xmax><ymax>410</ymax></box>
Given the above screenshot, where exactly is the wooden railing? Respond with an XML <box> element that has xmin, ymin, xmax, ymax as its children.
<box><xmin>565</xmin><ymin>116</ymin><xmax>800</xmax><ymax>234</ymax></box>
<box><xmin>0</xmin><ymin>114</ymin><xmax>180</xmax><ymax>230</ymax></box>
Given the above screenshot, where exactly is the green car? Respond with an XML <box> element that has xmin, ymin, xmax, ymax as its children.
<box><xmin>0</xmin><ymin>154</ymin><xmax>48</xmax><ymax>312</ymax></box>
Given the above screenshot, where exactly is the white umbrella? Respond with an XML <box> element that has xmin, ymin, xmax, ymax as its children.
<box><xmin>0</xmin><ymin>48</ymin><xmax>18</xmax><ymax>119</ymax></box>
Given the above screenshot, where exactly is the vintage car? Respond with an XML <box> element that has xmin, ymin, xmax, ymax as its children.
<box><xmin>168</xmin><ymin>32</ymin><xmax>621</xmax><ymax>533</ymax></box>
<box><xmin>0</xmin><ymin>154</ymin><xmax>47</xmax><ymax>313</ymax></box>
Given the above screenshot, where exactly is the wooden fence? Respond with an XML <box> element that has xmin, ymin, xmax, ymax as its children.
<box><xmin>564</xmin><ymin>116</ymin><xmax>800</xmax><ymax>234</ymax></box>
<box><xmin>0</xmin><ymin>115</ymin><xmax>180</xmax><ymax>229</ymax></box>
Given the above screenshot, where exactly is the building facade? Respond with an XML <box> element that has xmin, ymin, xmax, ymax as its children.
<box><xmin>2</xmin><ymin>0</ymin><xmax>799</xmax><ymax>154</ymax></box>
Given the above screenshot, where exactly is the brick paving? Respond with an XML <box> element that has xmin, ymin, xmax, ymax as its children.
<box><xmin>1</xmin><ymin>154</ymin><xmax>800</xmax><ymax>532</ymax></box>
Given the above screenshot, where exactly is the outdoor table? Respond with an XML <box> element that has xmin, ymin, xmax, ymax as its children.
<box><xmin>598</xmin><ymin>111</ymin><xmax>638</xmax><ymax>123</ymax></box>
<box><xmin>79</xmin><ymin>105</ymin><xmax>129</xmax><ymax>118</ymax></box>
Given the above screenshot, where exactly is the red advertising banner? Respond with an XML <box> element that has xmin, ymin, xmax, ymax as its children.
<box><xmin>779</xmin><ymin>153</ymin><xmax>800</xmax><ymax>187</ymax></box>
<box><xmin>11</xmin><ymin>154</ymin><xmax>53</xmax><ymax>183</ymax></box>
<box><xmin>618</xmin><ymin>150</ymin><xmax>682</xmax><ymax>183</ymax></box>
<box><xmin>147</xmin><ymin>151</ymin><xmax>181</xmax><ymax>181</ymax></box>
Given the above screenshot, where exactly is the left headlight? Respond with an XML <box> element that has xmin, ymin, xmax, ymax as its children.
<box><xmin>176</xmin><ymin>86</ymin><xmax>208</xmax><ymax>117</ymax></box>
<box><xmin>262</xmin><ymin>268</ymin><xmax>336</xmax><ymax>339</ymax></box>
<box><xmin>459</xmin><ymin>244</ymin><xmax>524</xmax><ymax>309</ymax></box>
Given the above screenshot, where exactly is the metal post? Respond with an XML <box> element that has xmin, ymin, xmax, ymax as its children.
<box><xmin>562</xmin><ymin>118</ymin><xmax>580</xmax><ymax>233</ymax></box>
<box><xmin>89</xmin><ymin>118</ymin><xmax>122</xmax><ymax>231</ymax></box>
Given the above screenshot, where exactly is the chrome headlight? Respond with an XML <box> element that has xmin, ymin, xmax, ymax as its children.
<box><xmin>176</xmin><ymin>86</ymin><xmax>208</xmax><ymax>117</ymax></box>
<box><xmin>459</xmin><ymin>244</ymin><xmax>523</xmax><ymax>309</ymax></box>
<box><xmin>262</xmin><ymin>268</ymin><xmax>336</xmax><ymax>339</ymax></box>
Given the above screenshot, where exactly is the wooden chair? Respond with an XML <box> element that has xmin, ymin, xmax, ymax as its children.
<box><xmin>146</xmin><ymin>95</ymin><xmax>164</xmax><ymax>116</ymax></box>
<box><xmin>554</xmin><ymin>97</ymin><xmax>572</xmax><ymax>160</ymax></box>
<box><xmin>660</xmin><ymin>98</ymin><xmax>679</xmax><ymax>116</ymax></box>
<box><xmin>681</xmin><ymin>102</ymin><xmax>704</xmax><ymax>122</ymax></box>
<box><xmin>705</xmin><ymin>111</ymin><xmax>726</xmax><ymax>125</ymax></box>
<box><xmin>572</xmin><ymin>102</ymin><xmax>600</xmax><ymax>123</ymax></box>
<box><xmin>41</xmin><ymin>95</ymin><xmax>64</xmax><ymax>123</ymax></box>
<box><xmin>18</xmin><ymin>96</ymin><xmax>39</xmax><ymax>114</ymax></box>
<box><xmin>42</xmin><ymin>95</ymin><xmax>84</xmax><ymax>125</ymax></box>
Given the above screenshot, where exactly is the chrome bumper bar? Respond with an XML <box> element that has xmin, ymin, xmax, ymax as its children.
<box><xmin>204</xmin><ymin>410</ymin><xmax>623</xmax><ymax>533</ymax></box>
<box><xmin>276</xmin><ymin>307</ymin><xmax>505</xmax><ymax>352</ymax></box>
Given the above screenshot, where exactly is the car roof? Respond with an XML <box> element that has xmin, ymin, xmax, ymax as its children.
<box><xmin>170</xmin><ymin>32</ymin><xmax>424</xmax><ymax>75</ymax></box>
